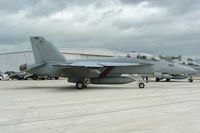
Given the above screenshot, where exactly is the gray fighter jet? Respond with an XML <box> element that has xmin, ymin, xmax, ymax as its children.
<box><xmin>123</xmin><ymin>53</ymin><xmax>196</xmax><ymax>82</ymax></box>
<box><xmin>19</xmin><ymin>37</ymin><xmax>197</xmax><ymax>89</ymax></box>
<box><xmin>153</xmin><ymin>59</ymin><xmax>200</xmax><ymax>82</ymax></box>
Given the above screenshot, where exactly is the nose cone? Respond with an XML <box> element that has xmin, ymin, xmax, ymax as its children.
<box><xmin>179</xmin><ymin>65</ymin><xmax>198</xmax><ymax>75</ymax></box>
<box><xmin>173</xmin><ymin>64</ymin><xmax>198</xmax><ymax>75</ymax></box>
<box><xmin>185</xmin><ymin>67</ymin><xmax>198</xmax><ymax>75</ymax></box>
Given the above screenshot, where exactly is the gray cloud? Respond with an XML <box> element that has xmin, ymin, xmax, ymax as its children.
<box><xmin>121</xmin><ymin>0</ymin><xmax>200</xmax><ymax>14</ymax></box>
<box><xmin>0</xmin><ymin>0</ymin><xmax>200</xmax><ymax>57</ymax></box>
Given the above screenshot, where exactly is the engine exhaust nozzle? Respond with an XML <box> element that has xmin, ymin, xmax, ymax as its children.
<box><xmin>19</xmin><ymin>63</ymin><xmax>27</xmax><ymax>71</ymax></box>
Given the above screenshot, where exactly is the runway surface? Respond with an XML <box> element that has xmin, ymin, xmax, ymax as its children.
<box><xmin>0</xmin><ymin>80</ymin><xmax>200</xmax><ymax>133</ymax></box>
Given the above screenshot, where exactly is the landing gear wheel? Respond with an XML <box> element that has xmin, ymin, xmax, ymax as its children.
<box><xmin>156</xmin><ymin>78</ymin><xmax>160</xmax><ymax>82</ymax></box>
<box><xmin>76</xmin><ymin>81</ymin><xmax>84</xmax><ymax>89</ymax></box>
<box><xmin>166</xmin><ymin>78</ymin><xmax>170</xmax><ymax>82</ymax></box>
<box><xmin>188</xmin><ymin>79</ymin><xmax>193</xmax><ymax>83</ymax></box>
<box><xmin>139</xmin><ymin>82</ymin><xmax>145</xmax><ymax>89</ymax></box>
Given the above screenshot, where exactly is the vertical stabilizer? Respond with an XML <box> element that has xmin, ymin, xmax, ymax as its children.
<box><xmin>30</xmin><ymin>36</ymin><xmax>66</xmax><ymax>64</ymax></box>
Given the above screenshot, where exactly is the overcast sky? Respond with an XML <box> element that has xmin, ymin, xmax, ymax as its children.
<box><xmin>0</xmin><ymin>0</ymin><xmax>200</xmax><ymax>57</ymax></box>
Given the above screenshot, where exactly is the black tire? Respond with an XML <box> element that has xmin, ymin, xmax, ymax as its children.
<box><xmin>55</xmin><ymin>77</ymin><xmax>59</xmax><ymax>80</ymax></box>
<box><xmin>166</xmin><ymin>78</ymin><xmax>170</xmax><ymax>81</ymax></box>
<box><xmin>188</xmin><ymin>79</ymin><xmax>193</xmax><ymax>82</ymax></box>
<box><xmin>76</xmin><ymin>81</ymin><xmax>84</xmax><ymax>89</ymax></box>
<box><xmin>139</xmin><ymin>82</ymin><xmax>145</xmax><ymax>88</ymax></box>
<box><xmin>156</xmin><ymin>78</ymin><xmax>160</xmax><ymax>82</ymax></box>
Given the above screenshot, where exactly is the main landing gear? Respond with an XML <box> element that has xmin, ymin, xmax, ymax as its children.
<box><xmin>76</xmin><ymin>79</ymin><xmax>88</xmax><ymax>89</ymax></box>
<box><xmin>156</xmin><ymin>78</ymin><xmax>160</xmax><ymax>82</ymax></box>
<box><xmin>76</xmin><ymin>81</ymin><xmax>84</xmax><ymax>89</ymax></box>
<box><xmin>76</xmin><ymin>81</ymin><xmax>88</xmax><ymax>89</ymax></box>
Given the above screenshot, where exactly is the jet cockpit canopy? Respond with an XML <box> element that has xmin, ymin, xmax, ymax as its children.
<box><xmin>125</xmin><ymin>52</ymin><xmax>161</xmax><ymax>61</ymax></box>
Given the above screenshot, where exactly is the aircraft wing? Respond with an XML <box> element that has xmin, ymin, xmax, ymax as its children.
<box><xmin>53</xmin><ymin>61</ymin><xmax>152</xmax><ymax>68</ymax></box>
<box><xmin>98</xmin><ymin>62</ymin><xmax>145</xmax><ymax>66</ymax></box>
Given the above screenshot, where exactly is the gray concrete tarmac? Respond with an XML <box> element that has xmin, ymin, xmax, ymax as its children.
<box><xmin>0</xmin><ymin>80</ymin><xmax>200</xmax><ymax>133</ymax></box>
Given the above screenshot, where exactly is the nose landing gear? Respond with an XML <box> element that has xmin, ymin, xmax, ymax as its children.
<box><xmin>138</xmin><ymin>82</ymin><xmax>145</xmax><ymax>88</ymax></box>
<box><xmin>130</xmin><ymin>75</ymin><xmax>146</xmax><ymax>89</ymax></box>
<box><xmin>188</xmin><ymin>76</ymin><xmax>194</xmax><ymax>83</ymax></box>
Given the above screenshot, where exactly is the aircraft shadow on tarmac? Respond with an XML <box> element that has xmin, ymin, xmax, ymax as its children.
<box><xmin>8</xmin><ymin>80</ymin><xmax>192</xmax><ymax>91</ymax></box>
<box><xmin>12</xmin><ymin>85</ymin><xmax>140</xmax><ymax>91</ymax></box>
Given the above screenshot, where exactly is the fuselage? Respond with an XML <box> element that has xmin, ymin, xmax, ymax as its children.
<box><xmin>71</xmin><ymin>56</ymin><xmax>196</xmax><ymax>75</ymax></box>
<box><xmin>25</xmin><ymin>56</ymin><xmax>197</xmax><ymax>79</ymax></box>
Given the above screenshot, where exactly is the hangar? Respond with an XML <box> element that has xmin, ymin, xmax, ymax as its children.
<box><xmin>0</xmin><ymin>48</ymin><xmax>124</xmax><ymax>72</ymax></box>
